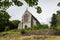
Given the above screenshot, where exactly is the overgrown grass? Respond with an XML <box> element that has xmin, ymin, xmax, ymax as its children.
<box><xmin>0</xmin><ymin>32</ymin><xmax>60</xmax><ymax>40</ymax></box>
<box><xmin>0</xmin><ymin>25</ymin><xmax>49</xmax><ymax>36</ymax></box>
<box><xmin>17</xmin><ymin>25</ymin><xmax>49</xmax><ymax>34</ymax></box>
<box><xmin>0</xmin><ymin>25</ymin><xmax>60</xmax><ymax>40</ymax></box>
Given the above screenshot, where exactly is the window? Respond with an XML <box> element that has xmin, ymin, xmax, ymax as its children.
<box><xmin>24</xmin><ymin>14</ymin><xmax>29</xmax><ymax>22</ymax></box>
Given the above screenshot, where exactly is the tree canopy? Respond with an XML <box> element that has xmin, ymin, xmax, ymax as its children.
<box><xmin>0</xmin><ymin>0</ymin><xmax>42</xmax><ymax>13</ymax></box>
<box><xmin>50</xmin><ymin>13</ymin><xmax>57</xmax><ymax>29</ymax></box>
<box><xmin>0</xmin><ymin>10</ymin><xmax>20</xmax><ymax>31</ymax></box>
<box><xmin>0</xmin><ymin>10</ymin><xmax>11</xmax><ymax>32</ymax></box>
<box><xmin>57</xmin><ymin>2</ymin><xmax>60</xmax><ymax>7</ymax></box>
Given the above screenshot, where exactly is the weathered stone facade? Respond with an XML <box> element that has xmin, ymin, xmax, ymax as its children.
<box><xmin>18</xmin><ymin>10</ymin><xmax>40</xmax><ymax>29</ymax></box>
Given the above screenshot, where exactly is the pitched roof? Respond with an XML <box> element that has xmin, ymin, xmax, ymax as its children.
<box><xmin>22</xmin><ymin>9</ymin><xmax>41</xmax><ymax>24</ymax></box>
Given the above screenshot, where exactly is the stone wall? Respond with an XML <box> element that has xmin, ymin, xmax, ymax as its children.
<box><xmin>22</xmin><ymin>29</ymin><xmax>60</xmax><ymax>36</ymax></box>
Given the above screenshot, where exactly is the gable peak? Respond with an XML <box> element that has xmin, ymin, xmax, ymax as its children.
<box><xmin>26</xmin><ymin>7</ymin><xmax>28</xmax><ymax>10</ymax></box>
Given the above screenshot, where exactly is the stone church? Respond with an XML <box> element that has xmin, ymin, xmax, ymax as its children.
<box><xmin>18</xmin><ymin>9</ymin><xmax>40</xmax><ymax>29</ymax></box>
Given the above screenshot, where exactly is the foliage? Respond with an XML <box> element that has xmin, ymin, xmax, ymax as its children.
<box><xmin>50</xmin><ymin>13</ymin><xmax>57</xmax><ymax>29</ymax></box>
<box><xmin>38</xmin><ymin>24</ymin><xmax>48</xmax><ymax>29</ymax></box>
<box><xmin>18</xmin><ymin>24</ymin><xmax>49</xmax><ymax>35</ymax></box>
<box><xmin>4</xmin><ymin>20</ymin><xmax>20</xmax><ymax>30</ymax></box>
<box><xmin>0</xmin><ymin>10</ymin><xmax>20</xmax><ymax>32</ymax></box>
<box><xmin>56</xmin><ymin>25</ymin><xmax>60</xmax><ymax>30</ymax></box>
<box><xmin>0</xmin><ymin>10</ymin><xmax>10</xmax><ymax>20</ymax></box>
<box><xmin>11</xmin><ymin>20</ymin><xmax>20</xmax><ymax>29</ymax></box>
<box><xmin>0</xmin><ymin>0</ymin><xmax>42</xmax><ymax>32</ymax></box>
<box><xmin>57</xmin><ymin>2</ymin><xmax>60</xmax><ymax>7</ymax></box>
<box><xmin>5</xmin><ymin>26</ymin><xmax>10</xmax><ymax>31</ymax></box>
<box><xmin>25</xmin><ymin>0</ymin><xmax>38</xmax><ymax>7</ymax></box>
<box><xmin>0</xmin><ymin>0</ymin><xmax>42</xmax><ymax>13</ymax></box>
<box><xmin>56</xmin><ymin>11</ymin><xmax>60</xmax><ymax>26</ymax></box>
<box><xmin>12</xmin><ymin>0</ymin><xmax>23</xmax><ymax>6</ymax></box>
<box><xmin>1</xmin><ymin>29</ymin><xmax>60</xmax><ymax>40</ymax></box>
<box><xmin>57</xmin><ymin>11</ymin><xmax>60</xmax><ymax>14</ymax></box>
<box><xmin>22</xmin><ymin>24</ymin><xmax>48</xmax><ymax>32</ymax></box>
<box><xmin>0</xmin><ymin>10</ymin><xmax>10</xmax><ymax>32</ymax></box>
<box><xmin>0</xmin><ymin>0</ymin><xmax>23</xmax><ymax>9</ymax></box>
<box><xmin>25</xmin><ymin>0</ymin><xmax>42</xmax><ymax>13</ymax></box>
<box><xmin>36</xmin><ymin>6</ymin><xmax>42</xmax><ymax>13</ymax></box>
<box><xmin>32</xmin><ymin>25</ymin><xmax>48</xmax><ymax>30</ymax></box>
<box><xmin>20</xmin><ymin>29</ymin><xmax>26</xmax><ymax>34</ymax></box>
<box><xmin>54</xmin><ymin>2</ymin><xmax>60</xmax><ymax>30</ymax></box>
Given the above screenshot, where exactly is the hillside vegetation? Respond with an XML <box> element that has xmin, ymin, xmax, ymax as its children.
<box><xmin>0</xmin><ymin>29</ymin><xmax>60</xmax><ymax>40</ymax></box>
<box><xmin>0</xmin><ymin>25</ymin><xmax>60</xmax><ymax>40</ymax></box>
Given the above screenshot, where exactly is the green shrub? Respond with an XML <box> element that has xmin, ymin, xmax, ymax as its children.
<box><xmin>42</xmin><ymin>25</ymin><xmax>49</xmax><ymax>29</ymax></box>
<box><xmin>33</xmin><ymin>25</ymin><xmax>48</xmax><ymax>30</ymax></box>
<box><xmin>5</xmin><ymin>26</ymin><xmax>9</xmax><ymax>31</ymax></box>
<box><xmin>20</xmin><ymin>29</ymin><xmax>26</xmax><ymax>34</ymax></box>
<box><xmin>55</xmin><ymin>25</ymin><xmax>60</xmax><ymax>30</ymax></box>
<box><xmin>32</xmin><ymin>26</ymin><xmax>41</xmax><ymax>30</ymax></box>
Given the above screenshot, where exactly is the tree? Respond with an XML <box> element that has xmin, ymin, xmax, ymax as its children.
<box><xmin>56</xmin><ymin>11</ymin><xmax>60</xmax><ymax>26</ymax></box>
<box><xmin>50</xmin><ymin>13</ymin><xmax>57</xmax><ymax>29</ymax></box>
<box><xmin>57</xmin><ymin>2</ymin><xmax>60</xmax><ymax>7</ymax></box>
<box><xmin>11</xmin><ymin>20</ymin><xmax>20</xmax><ymax>29</ymax></box>
<box><xmin>0</xmin><ymin>10</ymin><xmax>10</xmax><ymax>32</ymax></box>
<box><xmin>0</xmin><ymin>0</ymin><xmax>42</xmax><ymax>13</ymax></box>
<box><xmin>56</xmin><ymin>2</ymin><xmax>60</xmax><ymax>26</ymax></box>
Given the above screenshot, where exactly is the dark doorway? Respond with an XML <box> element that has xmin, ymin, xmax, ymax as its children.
<box><xmin>25</xmin><ymin>25</ymin><xmax>27</xmax><ymax>28</ymax></box>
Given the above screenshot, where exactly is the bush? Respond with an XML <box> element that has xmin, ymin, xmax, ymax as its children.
<box><xmin>0</xmin><ymin>26</ymin><xmax>5</xmax><ymax>32</ymax></box>
<box><xmin>5</xmin><ymin>26</ymin><xmax>9</xmax><ymax>31</ymax></box>
<box><xmin>32</xmin><ymin>26</ymin><xmax>41</xmax><ymax>30</ymax></box>
<box><xmin>42</xmin><ymin>25</ymin><xmax>49</xmax><ymax>29</ymax></box>
<box><xmin>55</xmin><ymin>25</ymin><xmax>60</xmax><ymax>30</ymax></box>
<box><xmin>33</xmin><ymin>25</ymin><xmax>48</xmax><ymax>30</ymax></box>
<box><xmin>20</xmin><ymin>29</ymin><xmax>26</xmax><ymax>34</ymax></box>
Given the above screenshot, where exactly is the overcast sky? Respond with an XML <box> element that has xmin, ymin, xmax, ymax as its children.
<box><xmin>6</xmin><ymin>0</ymin><xmax>60</xmax><ymax>25</ymax></box>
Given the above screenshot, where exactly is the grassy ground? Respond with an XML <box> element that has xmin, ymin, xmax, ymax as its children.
<box><xmin>0</xmin><ymin>29</ymin><xmax>60</xmax><ymax>40</ymax></box>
